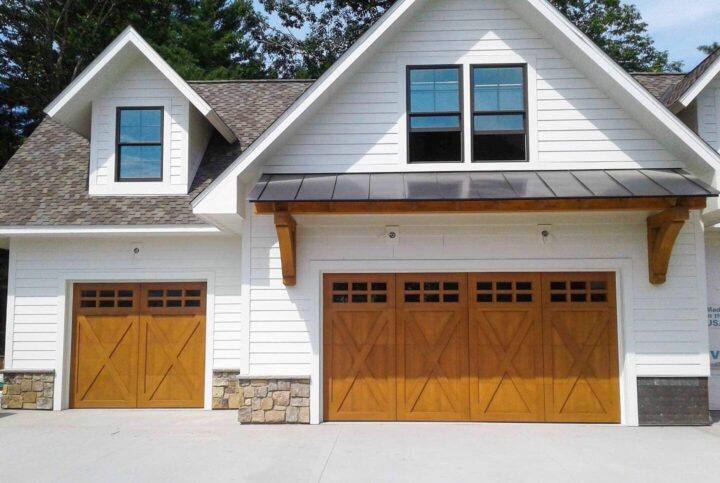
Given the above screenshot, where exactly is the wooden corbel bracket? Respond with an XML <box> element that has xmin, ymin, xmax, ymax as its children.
<box><xmin>647</xmin><ymin>206</ymin><xmax>690</xmax><ymax>285</ymax></box>
<box><xmin>274</xmin><ymin>210</ymin><xmax>297</xmax><ymax>286</ymax></box>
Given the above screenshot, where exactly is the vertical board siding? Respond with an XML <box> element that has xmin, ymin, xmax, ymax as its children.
<box><xmin>249</xmin><ymin>210</ymin><xmax>707</xmax><ymax>378</ymax></box>
<box><xmin>264</xmin><ymin>0</ymin><xmax>680</xmax><ymax>172</ymax></box>
<box><xmin>89</xmin><ymin>57</ymin><xmax>191</xmax><ymax>195</ymax></box>
<box><xmin>6</xmin><ymin>236</ymin><xmax>243</xmax><ymax>371</ymax></box>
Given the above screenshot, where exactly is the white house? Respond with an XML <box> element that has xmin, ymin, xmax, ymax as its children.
<box><xmin>1</xmin><ymin>0</ymin><xmax>719</xmax><ymax>426</ymax></box>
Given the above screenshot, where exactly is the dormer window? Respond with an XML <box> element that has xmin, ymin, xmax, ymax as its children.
<box><xmin>116</xmin><ymin>107</ymin><xmax>163</xmax><ymax>181</ymax></box>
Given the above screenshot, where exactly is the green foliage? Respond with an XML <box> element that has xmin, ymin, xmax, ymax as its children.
<box><xmin>699</xmin><ymin>42</ymin><xmax>720</xmax><ymax>56</ymax></box>
<box><xmin>550</xmin><ymin>0</ymin><xmax>682</xmax><ymax>72</ymax></box>
<box><xmin>0</xmin><ymin>0</ymin><xmax>268</xmax><ymax>169</ymax></box>
<box><xmin>257</xmin><ymin>0</ymin><xmax>682</xmax><ymax>77</ymax></box>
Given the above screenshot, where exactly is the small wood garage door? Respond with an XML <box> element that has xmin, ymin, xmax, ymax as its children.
<box><xmin>323</xmin><ymin>273</ymin><xmax>620</xmax><ymax>423</ymax></box>
<box><xmin>71</xmin><ymin>283</ymin><xmax>206</xmax><ymax>408</ymax></box>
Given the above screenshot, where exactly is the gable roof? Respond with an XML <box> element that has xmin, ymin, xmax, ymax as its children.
<box><xmin>44</xmin><ymin>26</ymin><xmax>236</xmax><ymax>143</ymax></box>
<box><xmin>0</xmin><ymin>80</ymin><xmax>311</xmax><ymax>227</ymax></box>
<box><xmin>661</xmin><ymin>48</ymin><xmax>720</xmax><ymax>111</ymax></box>
<box><xmin>192</xmin><ymin>0</ymin><xmax>720</xmax><ymax>214</ymax></box>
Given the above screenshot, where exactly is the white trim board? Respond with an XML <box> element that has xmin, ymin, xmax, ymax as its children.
<box><xmin>44</xmin><ymin>26</ymin><xmax>236</xmax><ymax>143</ymax></box>
<box><xmin>0</xmin><ymin>225</ymin><xmax>221</xmax><ymax>236</ymax></box>
<box><xmin>192</xmin><ymin>0</ymin><xmax>720</xmax><ymax>216</ymax></box>
<box><xmin>674</xmin><ymin>57</ymin><xmax>720</xmax><ymax>113</ymax></box>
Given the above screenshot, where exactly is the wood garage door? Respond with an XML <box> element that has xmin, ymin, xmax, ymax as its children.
<box><xmin>323</xmin><ymin>273</ymin><xmax>620</xmax><ymax>423</ymax></box>
<box><xmin>70</xmin><ymin>283</ymin><xmax>206</xmax><ymax>408</ymax></box>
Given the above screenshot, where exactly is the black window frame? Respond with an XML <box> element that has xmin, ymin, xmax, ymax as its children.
<box><xmin>115</xmin><ymin>106</ymin><xmax>164</xmax><ymax>182</ymax></box>
<box><xmin>406</xmin><ymin>64</ymin><xmax>464</xmax><ymax>164</ymax></box>
<box><xmin>470</xmin><ymin>64</ymin><xmax>528</xmax><ymax>163</ymax></box>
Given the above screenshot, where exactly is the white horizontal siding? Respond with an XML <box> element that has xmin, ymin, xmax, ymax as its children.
<box><xmin>697</xmin><ymin>78</ymin><xmax>719</xmax><ymax>150</ymax></box>
<box><xmin>248</xmin><ymin>209</ymin><xmax>708</xmax><ymax>379</ymax></box>
<box><xmin>5</xmin><ymin>235</ymin><xmax>243</xmax><ymax>371</ymax></box>
<box><xmin>264</xmin><ymin>0</ymin><xmax>681</xmax><ymax>172</ymax></box>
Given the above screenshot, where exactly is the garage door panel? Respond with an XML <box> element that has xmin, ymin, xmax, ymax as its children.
<box><xmin>542</xmin><ymin>273</ymin><xmax>620</xmax><ymax>423</ymax></box>
<box><xmin>469</xmin><ymin>274</ymin><xmax>544</xmax><ymax>422</ymax></box>
<box><xmin>138</xmin><ymin>314</ymin><xmax>205</xmax><ymax>408</ymax></box>
<box><xmin>397</xmin><ymin>274</ymin><xmax>469</xmax><ymax>421</ymax></box>
<box><xmin>71</xmin><ymin>285</ymin><xmax>140</xmax><ymax>408</ymax></box>
<box><xmin>324</xmin><ymin>275</ymin><xmax>396</xmax><ymax>421</ymax></box>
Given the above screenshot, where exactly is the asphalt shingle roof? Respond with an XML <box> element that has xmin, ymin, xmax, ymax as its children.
<box><xmin>0</xmin><ymin>80</ymin><xmax>312</xmax><ymax>226</ymax></box>
<box><xmin>661</xmin><ymin>49</ymin><xmax>720</xmax><ymax>107</ymax></box>
<box><xmin>631</xmin><ymin>73</ymin><xmax>687</xmax><ymax>100</ymax></box>
<box><xmin>631</xmin><ymin>49</ymin><xmax>720</xmax><ymax>107</ymax></box>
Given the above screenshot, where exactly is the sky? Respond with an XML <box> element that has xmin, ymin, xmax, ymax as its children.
<box><xmin>626</xmin><ymin>0</ymin><xmax>720</xmax><ymax>70</ymax></box>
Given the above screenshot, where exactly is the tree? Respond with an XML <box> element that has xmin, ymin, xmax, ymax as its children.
<box><xmin>0</xmin><ymin>0</ymin><xmax>268</xmax><ymax>169</ymax></box>
<box><xmin>699</xmin><ymin>42</ymin><xmax>720</xmax><ymax>56</ymax></box>
<box><xmin>257</xmin><ymin>0</ymin><xmax>682</xmax><ymax>77</ymax></box>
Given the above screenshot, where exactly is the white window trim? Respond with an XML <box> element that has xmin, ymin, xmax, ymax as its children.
<box><xmin>396</xmin><ymin>52</ymin><xmax>538</xmax><ymax>171</ymax></box>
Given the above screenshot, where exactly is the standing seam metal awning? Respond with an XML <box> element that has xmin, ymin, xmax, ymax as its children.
<box><xmin>248</xmin><ymin>169</ymin><xmax>718</xmax><ymax>203</ymax></box>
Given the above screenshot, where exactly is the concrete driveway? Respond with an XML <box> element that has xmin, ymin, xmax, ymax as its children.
<box><xmin>1</xmin><ymin>410</ymin><xmax>719</xmax><ymax>482</ymax></box>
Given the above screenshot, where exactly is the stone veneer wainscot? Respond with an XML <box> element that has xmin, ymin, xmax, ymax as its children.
<box><xmin>237</xmin><ymin>377</ymin><xmax>310</xmax><ymax>424</ymax></box>
<box><xmin>1</xmin><ymin>371</ymin><xmax>54</xmax><ymax>410</ymax></box>
<box><xmin>212</xmin><ymin>370</ymin><xmax>241</xmax><ymax>409</ymax></box>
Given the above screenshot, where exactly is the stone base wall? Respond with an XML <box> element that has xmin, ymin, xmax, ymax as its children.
<box><xmin>237</xmin><ymin>378</ymin><xmax>310</xmax><ymax>424</ymax></box>
<box><xmin>212</xmin><ymin>371</ymin><xmax>241</xmax><ymax>409</ymax></box>
<box><xmin>638</xmin><ymin>377</ymin><xmax>711</xmax><ymax>426</ymax></box>
<box><xmin>1</xmin><ymin>372</ymin><xmax>54</xmax><ymax>410</ymax></box>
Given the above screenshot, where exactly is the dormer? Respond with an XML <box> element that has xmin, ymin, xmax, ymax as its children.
<box><xmin>44</xmin><ymin>27</ymin><xmax>236</xmax><ymax>196</ymax></box>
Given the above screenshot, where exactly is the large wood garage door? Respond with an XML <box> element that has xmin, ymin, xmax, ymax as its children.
<box><xmin>323</xmin><ymin>273</ymin><xmax>620</xmax><ymax>423</ymax></box>
<box><xmin>71</xmin><ymin>283</ymin><xmax>206</xmax><ymax>408</ymax></box>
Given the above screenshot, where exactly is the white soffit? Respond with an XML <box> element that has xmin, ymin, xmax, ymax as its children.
<box><xmin>193</xmin><ymin>0</ymin><xmax>720</xmax><ymax>215</ymax></box>
<box><xmin>44</xmin><ymin>26</ymin><xmax>236</xmax><ymax>143</ymax></box>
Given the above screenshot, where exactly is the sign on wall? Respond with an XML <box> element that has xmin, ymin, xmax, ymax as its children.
<box><xmin>705</xmin><ymin>236</ymin><xmax>720</xmax><ymax>410</ymax></box>
<box><xmin>709</xmin><ymin>306</ymin><xmax>720</xmax><ymax>409</ymax></box>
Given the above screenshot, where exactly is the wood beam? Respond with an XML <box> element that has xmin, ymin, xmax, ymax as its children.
<box><xmin>274</xmin><ymin>211</ymin><xmax>297</xmax><ymax>287</ymax></box>
<box><xmin>647</xmin><ymin>206</ymin><xmax>690</xmax><ymax>285</ymax></box>
<box><xmin>254</xmin><ymin>197</ymin><xmax>707</xmax><ymax>216</ymax></box>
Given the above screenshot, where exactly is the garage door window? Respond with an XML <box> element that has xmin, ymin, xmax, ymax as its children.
<box><xmin>475</xmin><ymin>280</ymin><xmax>535</xmax><ymax>303</ymax></box>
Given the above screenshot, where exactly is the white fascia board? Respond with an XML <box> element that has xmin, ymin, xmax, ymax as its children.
<box><xmin>675</xmin><ymin>59</ymin><xmax>720</xmax><ymax>111</ymax></box>
<box><xmin>191</xmin><ymin>0</ymin><xmax>427</xmax><ymax>214</ymax></box>
<box><xmin>44</xmin><ymin>26</ymin><xmax>236</xmax><ymax>143</ymax></box>
<box><xmin>0</xmin><ymin>225</ymin><xmax>221</xmax><ymax>236</ymax></box>
<box><xmin>516</xmin><ymin>0</ymin><xmax>720</xmax><ymax>174</ymax></box>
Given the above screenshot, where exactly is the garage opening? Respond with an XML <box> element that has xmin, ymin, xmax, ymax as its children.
<box><xmin>323</xmin><ymin>273</ymin><xmax>620</xmax><ymax>423</ymax></box>
<box><xmin>70</xmin><ymin>283</ymin><xmax>206</xmax><ymax>408</ymax></box>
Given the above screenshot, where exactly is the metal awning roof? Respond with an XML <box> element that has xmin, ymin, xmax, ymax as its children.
<box><xmin>248</xmin><ymin>169</ymin><xmax>718</xmax><ymax>203</ymax></box>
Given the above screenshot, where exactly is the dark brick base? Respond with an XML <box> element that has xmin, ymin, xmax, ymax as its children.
<box><xmin>638</xmin><ymin>377</ymin><xmax>711</xmax><ymax>426</ymax></box>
